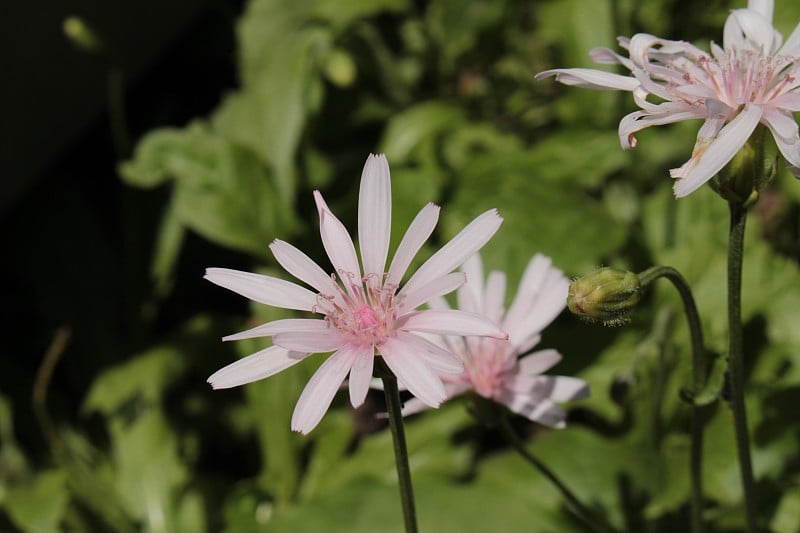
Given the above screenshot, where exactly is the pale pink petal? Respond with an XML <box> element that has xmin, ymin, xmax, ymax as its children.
<box><xmin>458</xmin><ymin>254</ymin><xmax>484</xmax><ymax>314</ymax></box>
<box><xmin>725</xmin><ymin>8</ymin><xmax>780</xmax><ymax>52</ymax></box>
<box><xmin>483</xmin><ymin>270</ymin><xmax>506</xmax><ymax>324</ymax></box>
<box><xmin>772</xmin><ymin>92</ymin><xmax>800</xmax><ymax>112</ymax></box>
<box><xmin>401</xmin><ymin>209</ymin><xmax>502</xmax><ymax>297</ymax></box>
<box><xmin>348</xmin><ymin>348</ymin><xmax>375</xmax><ymax>408</ymax></box>
<box><xmin>500</xmin><ymin>392</ymin><xmax>567</xmax><ymax>428</ymax></box>
<box><xmin>534</xmin><ymin>68</ymin><xmax>639</xmax><ymax>91</ymax></box>
<box><xmin>778</xmin><ymin>21</ymin><xmax>800</xmax><ymax>57</ymax></box>
<box><xmin>314</xmin><ymin>191</ymin><xmax>361</xmax><ymax>286</ymax></box>
<box><xmin>269</xmin><ymin>239</ymin><xmax>340</xmax><ymax>297</ymax></box>
<box><xmin>517</xmin><ymin>349</ymin><xmax>562</xmax><ymax>375</ymax></box>
<box><xmin>400</xmin><ymin>383</ymin><xmax>471</xmax><ymax>416</ymax></box>
<box><xmin>379</xmin><ymin>337</ymin><xmax>447</xmax><ymax>407</ymax></box>
<box><xmin>762</xmin><ymin>109</ymin><xmax>800</xmax><ymax>170</ymax></box>
<box><xmin>396</xmin><ymin>331</ymin><xmax>464</xmax><ymax>374</ymax></box>
<box><xmin>507</xmin><ymin>375</ymin><xmax>589</xmax><ymax>403</ymax></box>
<box><xmin>398</xmin><ymin>309</ymin><xmax>507</xmax><ymax>339</ymax></box>
<box><xmin>386</xmin><ymin>203</ymin><xmax>440</xmax><ymax>287</ymax></box>
<box><xmin>397</xmin><ymin>272</ymin><xmax>466</xmax><ymax>314</ymax></box>
<box><xmin>223</xmin><ymin>318</ymin><xmax>331</xmax><ymax>342</ymax></box>
<box><xmin>747</xmin><ymin>0</ymin><xmax>773</xmax><ymax>22</ymax></box>
<box><xmin>358</xmin><ymin>154</ymin><xmax>392</xmax><ymax>277</ymax></box>
<box><xmin>273</xmin><ymin>330</ymin><xmax>348</xmax><ymax>353</ymax></box>
<box><xmin>291</xmin><ymin>348</ymin><xmax>359</xmax><ymax>434</ymax></box>
<box><xmin>618</xmin><ymin>106</ymin><xmax>706</xmax><ymax>149</ymax></box>
<box><xmin>208</xmin><ymin>346</ymin><xmax>309</xmax><ymax>389</ymax></box>
<box><xmin>542</xmin><ymin>376</ymin><xmax>590</xmax><ymax>402</ymax></box>
<box><xmin>672</xmin><ymin>103</ymin><xmax>762</xmax><ymax>198</ymax></box>
<box><xmin>204</xmin><ymin>268</ymin><xmax>318</xmax><ymax>311</ymax></box>
<box><xmin>504</xmin><ymin>254</ymin><xmax>553</xmax><ymax>332</ymax></box>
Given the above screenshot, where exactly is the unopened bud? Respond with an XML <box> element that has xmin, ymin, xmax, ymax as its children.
<box><xmin>710</xmin><ymin>124</ymin><xmax>772</xmax><ymax>206</ymax></box>
<box><xmin>323</xmin><ymin>49</ymin><xmax>356</xmax><ymax>88</ymax></box>
<box><xmin>63</xmin><ymin>16</ymin><xmax>103</xmax><ymax>55</ymax></box>
<box><xmin>567</xmin><ymin>268</ymin><xmax>641</xmax><ymax>326</ymax></box>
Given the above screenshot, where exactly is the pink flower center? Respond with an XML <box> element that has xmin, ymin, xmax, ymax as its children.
<box><xmin>320</xmin><ymin>272</ymin><xmax>398</xmax><ymax>347</ymax></box>
<box><xmin>448</xmin><ymin>338</ymin><xmax>514</xmax><ymax>399</ymax></box>
<box><xmin>668</xmin><ymin>48</ymin><xmax>796</xmax><ymax>112</ymax></box>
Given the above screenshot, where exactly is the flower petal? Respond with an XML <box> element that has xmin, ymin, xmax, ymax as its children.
<box><xmin>483</xmin><ymin>270</ymin><xmax>507</xmax><ymax>324</ymax></box>
<box><xmin>348</xmin><ymin>348</ymin><xmax>375</xmax><ymax>408</ymax></box>
<box><xmin>517</xmin><ymin>349</ymin><xmax>562</xmax><ymax>376</ymax></box>
<box><xmin>273</xmin><ymin>330</ymin><xmax>348</xmax><ymax>353</ymax></box>
<box><xmin>205</xmin><ymin>268</ymin><xmax>318</xmax><ymax>311</ymax></box>
<box><xmin>458</xmin><ymin>253</ymin><xmax>485</xmax><ymax>315</ymax></box>
<box><xmin>386</xmin><ymin>203</ymin><xmax>440</xmax><ymax>287</ymax></box>
<box><xmin>208</xmin><ymin>346</ymin><xmax>309</xmax><ymax>389</ymax></box>
<box><xmin>314</xmin><ymin>191</ymin><xmax>361</xmax><ymax>289</ymax></box>
<box><xmin>398</xmin><ymin>309</ymin><xmax>507</xmax><ymax>339</ymax></box>
<box><xmin>672</xmin><ymin>103</ymin><xmax>762</xmax><ymax>197</ymax></box>
<box><xmin>500</xmin><ymin>392</ymin><xmax>567</xmax><ymax>428</ymax></box>
<box><xmin>397</xmin><ymin>272</ymin><xmax>466</xmax><ymax>314</ymax></box>
<box><xmin>535</xmin><ymin>68</ymin><xmax>640</xmax><ymax>91</ymax></box>
<box><xmin>223</xmin><ymin>318</ymin><xmax>331</xmax><ymax>342</ymax></box>
<box><xmin>763</xmin><ymin>109</ymin><xmax>800</xmax><ymax>170</ymax></box>
<box><xmin>291</xmin><ymin>347</ymin><xmax>359</xmax><ymax>434</ymax></box>
<box><xmin>396</xmin><ymin>331</ymin><xmax>464</xmax><ymax>374</ymax></box>
<box><xmin>379</xmin><ymin>337</ymin><xmax>447</xmax><ymax>407</ymax></box>
<box><xmin>401</xmin><ymin>209</ymin><xmax>502</xmax><ymax>298</ymax></box>
<box><xmin>358</xmin><ymin>154</ymin><xmax>392</xmax><ymax>277</ymax></box>
<box><xmin>269</xmin><ymin>239</ymin><xmax>339</xmax><ymax>297</ymax></box>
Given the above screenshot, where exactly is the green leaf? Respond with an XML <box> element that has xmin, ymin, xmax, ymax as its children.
<box><xmin>4</xmin><ymin>469</ymin><xmax>68</xmax><ymax>533</ymax></box>
<box><xmin>110</xmin><ymin>409</ymin><xmax>198</xmax><ymax>533</ymax></box>
<box><xmin>379</xmin><ymin>102</ymin><xmax>466</xmax><ymax>161</ymax></box>
<box><xmin>771</xmin><ymin>484</ymin><xmax>800</xmax><ymax>533</ymax></box>
<box><xmin>83</xmin><ymin>316</ymin><xmax>213</xmax><ymax>415</ymax></box>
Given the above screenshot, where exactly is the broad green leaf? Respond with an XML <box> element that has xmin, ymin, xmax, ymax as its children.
<box><xmin>4</xmin><ymin>469</ymin><xmax>68</xmax><ymax>533</ymax></box>
<box><xmin>83</xmin><ymin>316</ymin><xmax>213</xmax><ymax>415</ymax></box>
<box><xmin>379</xmin><ymin>102</ymin><xmax>466</xmax><ymax>161</ymax></box>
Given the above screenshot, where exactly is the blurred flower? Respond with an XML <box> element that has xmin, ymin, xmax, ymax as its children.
<box><xmin>206</xmin><ymin>154</ymin><xmax>506</xmax><ymax>434</ymax></box>
<box><xmin>536</xmin><ymin>0</ymin><xmax>800</xmax><ymax>198</ymax></box>
<box><xmin>402</xmin><ymin>253</ymin><xmax>588</xmax><ymax>428</ymax></box>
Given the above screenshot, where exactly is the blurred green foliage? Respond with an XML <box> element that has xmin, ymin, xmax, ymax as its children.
<box><xmin>4</xmin><ymin>0</ymin><xmax>800</xmax><ymax>531</ymax></box>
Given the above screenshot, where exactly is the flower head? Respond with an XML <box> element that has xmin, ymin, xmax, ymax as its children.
<box><xmin>205</xmin><ymin>154</ymin><xmax>506</xmax><ymax>434</ymax></box>
<box><xmin>536</xmin><ymin>0</ymin><xmax>800</xmax><ymax>197</ymax></box>
<box><xmin>403</xmin><ymin>253</ymin><xmax>589</xmax><ymax>428</ymax></box>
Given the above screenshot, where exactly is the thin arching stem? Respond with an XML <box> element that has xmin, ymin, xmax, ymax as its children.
<box><xmin>638</xmin><ymin>266</ymin><xmax>706</xmax><ymax>533</ymax></box>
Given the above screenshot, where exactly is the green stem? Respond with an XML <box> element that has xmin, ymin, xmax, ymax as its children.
<box><xmin>638</xmin><ymin>266</ymin><xmax>706</xmax><ymax>533</ymax></box>
<box><xmin>378</xmin><ymin>359</ymin><xmax>418</xmax><ymax>533</ymax></box>
<box><xmin>498</xmin><ymin>417</ymin><xmax>616</xmax><ymax>533</ymax></box>
<box><xmin>727</xmin><ymin>201</ymin><xmax>758</xmax><ymax>532</ymax></box>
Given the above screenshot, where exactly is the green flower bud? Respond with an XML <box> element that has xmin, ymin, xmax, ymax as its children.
<box><xmin>567</xmin><ymin>268</ymin><xmax>641</xmax><ymax>326</ymax></box>
<box><xmin>710</xmin><ymin>124</ymin><xmax>775</xmax><ymax>206</ymax></box>
<box><xmin>323</xmin><ymin>49</ymin><xmax>357</xmax><ymax>88</ymax></box>
<box><xmin>63</xmin><ymin>16</ymin><xmax>104</xmax><ymax>55</ymax></box>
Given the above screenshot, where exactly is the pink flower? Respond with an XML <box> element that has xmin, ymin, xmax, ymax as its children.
<box><xmin>402</xmin><ymin>253</ymin><xmax>589</xmax><ymax>428</ymax></box>
<box><xmin>205</xmin><ymin>154</ymin><xmax>507</xmax><ymax>434</ymax></box>
<box><xmin>536</xmin><ymin>0</ymin><xmax>800</xmax><ymax>197</ymax></box>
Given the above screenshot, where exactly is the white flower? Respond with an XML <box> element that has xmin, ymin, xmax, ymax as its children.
<box><xmin>205</xmin><ymin>154</ymin><xmax>507</xmax><ymax>434</ymax></box>
<box><xmin>402</xmin><ymin>253</ymin><xmax>589</xmax><ymax>428</ymax></box>
<box><xmin>536</xmin><ymin>0</ymin><xmax>800</xmax><ymax>197</ymax></box>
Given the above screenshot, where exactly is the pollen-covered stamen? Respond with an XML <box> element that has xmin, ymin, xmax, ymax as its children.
<box><xmin>321</xmin><ymin>271</ymin><xmax>398</xmax><ymax>346</ymax></box>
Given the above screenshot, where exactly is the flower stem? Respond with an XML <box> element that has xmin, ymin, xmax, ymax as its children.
<box><xmin>727</xmin><ymin>201</ymin><xmax>758</xmax><ymax>532</ymax></box>
<box><xmin>498</xmin><ymin>416</ymin><xmax>616</xmax><ymax>533</ymax></box>
<box><xmin>638</xmin><ymin>266</ymin><xmax>706</xmax><ymax>533</ymax></box>
<box><xmin>378</xmin><ymin>359</ymin><xmax>418</xmax><ymax>533</ymax></box>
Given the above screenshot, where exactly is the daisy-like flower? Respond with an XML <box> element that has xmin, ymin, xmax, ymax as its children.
<box><xmin>402</xmin><ymin>253</ymin><xmax>589</xmax><ymax>428</ymax></box>
<box><xmin>536</xmin><ymin>0</ymin><xmax>800</xmax><ymax>197</ymax></box>
<box><xmin>205</xmin><ymin>154</ymin><xmax>507</xmax><ymax>434</ymax></box>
